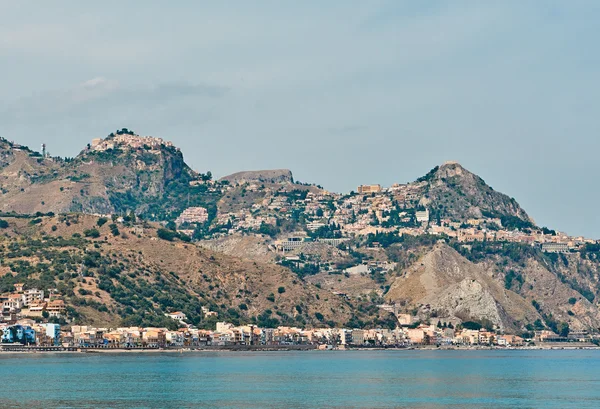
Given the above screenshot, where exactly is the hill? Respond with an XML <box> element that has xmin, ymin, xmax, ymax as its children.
<box><xmin>2</xmin><ymin>131</ymin><xmax>599</xmax><ymax>337</ymax></box>
<box><xmin>418</xmin><ymin>161</ymin><xmax>533</xmax><ymax>227</ymax></box>
<box><xmin>0</xmin><ymin>213</ymin><xmax>394</xmax><ymax>329</ymax></box>
<box><xmin>304</xmin><ymin>238</ymin><xmax>600</xmax><ymax>334</ymax></box>
<box><xmin>0</xmin><ymin>131</ymin><xmax>220</xmax><ymax>222</ymax></box>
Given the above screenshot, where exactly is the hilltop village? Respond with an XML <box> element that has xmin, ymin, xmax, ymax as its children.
<box><xmin>36</xmin><ymin>133</ymin><xmax>600</xmax><ymax>254</ymax></box>
<box><xmin>177</xmin><ymin>169</ymin><xmax>598</xmax><ymax>259</ymax></box>
<box><xmin>210</xmin><ymin>181</ymin><xmax>596</xmax><ymax>252</ymax></box>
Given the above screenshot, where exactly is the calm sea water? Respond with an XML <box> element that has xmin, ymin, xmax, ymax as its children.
<box><xmin>1</xmin><ymin>350</ymin><xmax>599</xmax><ymax>408</ymax></box>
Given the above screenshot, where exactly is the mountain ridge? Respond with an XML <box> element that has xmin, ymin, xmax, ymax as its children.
<box><xmin>2</xmin><ymin>131</ymin><xmax>599</xmax><ymax>337</ymax></box>
<box><xmin>1</xmin><ymin>133</ymin><xmax>534</xmax><ymax>229</ymax></box>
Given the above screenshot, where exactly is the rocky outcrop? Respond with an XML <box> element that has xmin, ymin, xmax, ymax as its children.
<box><xmin>422</xmin><ymin>161</ymin><xmax>533</xmax><ymax>225</ymax></box>
<box><xmin>219</xmin><ymin>169</ymin><xmax>294</xmax><ymax>185</ymax></box>
<box><xmin>0</xmin><ymin>135</ymin><xmax>199</xmax><ymax>217</ymax></box>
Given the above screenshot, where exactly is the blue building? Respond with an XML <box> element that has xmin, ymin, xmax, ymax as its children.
<box><xmin>1</xmin><ymin>325</ymin><xmax>36</xmax><ymax>344</ymax></box>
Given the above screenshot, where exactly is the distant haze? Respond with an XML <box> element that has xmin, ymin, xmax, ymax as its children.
<box><xmin>1</xmin><ymin>2</ymin><xmax>599</xmax><ymax>238</ymax></box>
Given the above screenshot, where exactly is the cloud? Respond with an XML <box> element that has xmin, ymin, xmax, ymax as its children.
<box><xmin>0</xmin><ymin>78</ymin><xmax>228</xmax><ymax>122</ymax></box>
<box><xmin>138</xmin><ymin>83</ymin><xmax>228</xmax><ymax>100</ymax></box>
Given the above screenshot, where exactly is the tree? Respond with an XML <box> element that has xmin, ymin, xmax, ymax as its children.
<box><xmin>277</xmin><ymin>286</ymin><xmax>286</xmax><ymax>294</ymax></box>
<box><xmin>157</xmin><ymin>228</ymin><xmax>177</xmax><ymax>241</ymax></box>
<box><xmin>109</xmin><ymin>224</ymin><xmax>120</xmax><ymax>236</ymax></box>
<box><xmin>462</xmin><ymin>321</ymin><xmax>482</xmax><ymax>330</ymax></box>
<box><xmin>559</xmin><ymin>322</ymin><xmax>570</xmax><ymax>338</ymax></box>
<box><xmin>533</xmin><ymin>319</ymin><xmax>545</xmax><ymax>330</ymax></box>
<box><xmin>258</xmin><ymin>222</ymin><xmax>279</xmax><ymax>238</ymax></box>
<box><xmin>0</xmin><ymin>219</ymin><xmax>8</xmax><ymax>229</ymax></box>
<box><xmin>84</xmin><ymin>228</ymin><xmax>100</xmax><ymax>238</ymax></box>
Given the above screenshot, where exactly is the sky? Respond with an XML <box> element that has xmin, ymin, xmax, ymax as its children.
<box><xmin>1</xmin><ymin>1</ymin><xmax>599</xmax><ymax>238</ymax></box>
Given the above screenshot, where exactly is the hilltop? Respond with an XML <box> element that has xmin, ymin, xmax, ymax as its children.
<box><xmin>0</xmin><ymin>130</ymin><xmax>219</xmax><ymax>222</ymax></box>
<box><xmin>1</xmin><ymin>133</ymin><xmax>533</xmax><ymax>229</ymax></box>
<box><xmin>420</xmin><ymin>161</ymin><xmax>533</xmax><ymax>227</ymax></box>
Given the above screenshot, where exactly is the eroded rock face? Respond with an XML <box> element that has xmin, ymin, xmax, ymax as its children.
<box><xmin>434</xmin><ymin>280</ymin><xmax>505</xmax><ymax>330</ymax></box>
<box><xmin>386</xmin><ymin>244</ymin><xmax>538</xmax><ymax>331</ymax></box>
<box><xmin>384</xmin><ymin>243</ymin><xmax>600</xmax><ymax>332</ymax></box>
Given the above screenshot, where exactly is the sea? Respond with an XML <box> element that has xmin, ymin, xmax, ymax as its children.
<box><xmin>1</xmin><ymin>349</ymin><xmax>599</xmax><ymax>408</ymax></box>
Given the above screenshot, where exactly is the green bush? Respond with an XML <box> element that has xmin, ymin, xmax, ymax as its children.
<box><xmin>84</xmin><ymin>228</ymin><xmax>100</xmax><ymax>238</ymax></box>
<box><xmin>109</xmin><ymin>224</ymin><xmax>120</xmax><ymax>236</ymax></box>
<box><xmin>462</xmin><ymin>321</ymin><xmax>482</xmax><ymax>330</ymax></box>
<box><xmin>157</xmin><ymin>228</ymin><xmax>177</xmax><ymax>241</ymax></box>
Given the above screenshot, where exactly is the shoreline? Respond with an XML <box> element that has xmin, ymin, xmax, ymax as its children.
<box><xmin>1</xmin><ymin>344</ymin><xmax>598</xmax><ymax>354</ymax></box>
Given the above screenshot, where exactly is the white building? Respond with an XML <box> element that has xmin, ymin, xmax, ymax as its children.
<box><xmin>176</xmin><ymin>207</ymin><xmax>208</xmax><ymax>225</ymax></box>
<box><xmin>23</xmin><ymin>289</ymin><xmax>44</xmax><ymax>306</ymax></box>
<box><xmin>416</xmin><ymin>209</ymin><xmax>430</xmax><ymax>223</ymax></box>
<box><xmin>165</xmin><ymin>311</ymin><xmax>187</xmax><ymax>322</ymax></box>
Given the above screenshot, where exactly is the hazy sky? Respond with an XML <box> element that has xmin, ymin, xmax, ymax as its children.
<box><xmin>1</xmin><ymin>1</ymin><xmax>599</xmax><ymax>237</ymax></box>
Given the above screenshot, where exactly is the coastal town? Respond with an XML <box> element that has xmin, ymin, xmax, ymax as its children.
<box><xmin>2</xmin><ymin>134</ymin><xmax>599</xmax><ymax>352</ymax></box>
<box><xmin>1</xmin><ymin>278</ymin><xmax>596</xmax><ymax>350</ymax></box>
<box><xmin>2</xmin><ymin>313</ymin><xmax>596</xmax><ymax>351</ymax></box>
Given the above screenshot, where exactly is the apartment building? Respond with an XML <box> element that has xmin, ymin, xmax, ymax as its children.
<box><xmin>357</xmin><ymin>184</ymin><xmax>382</xmax><ymax>194</ymax></box>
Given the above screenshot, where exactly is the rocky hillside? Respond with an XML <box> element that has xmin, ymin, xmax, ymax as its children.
<box><xmin>0</xmin><ymin>131</ymin><xmax>219</xmax><ymax>221</ymax></box>
<box><xmin>385</xmin><ymin>244</ymin><xmax>540</xmax><ymax>332</ymax></box>
<box><xmin>306</xmin><ymin>238</ymin><xmax>600</xmax><ymax>334</ymax></box>
<box><xmin>420</xmin><ymin>161</ymin><xmax>533</xmax><ymax>226</ymax></box>
<box><xmin>2</xmin><ymin>131</ymin><xmax>599</xmax><ymax>336</ymax></box>
<box><xmin>198</xmin><ymin>234</ymin><xmax>277</xmax><ymax>264</ymax></box>
<box><xmin>0</xmin><ymin>214</ymin><xmax>394</xmax><ymax>329</ymax></box>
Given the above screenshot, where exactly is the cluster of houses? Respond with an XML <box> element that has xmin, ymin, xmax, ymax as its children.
<box><xmin>0</xmin><ymin>321</ymin><xmax>60</xmax><ymax>346</ymax></box>
<box><xmin>1</xmin><ymin>283</ymin><xmax>65</xmax><ymax>323</ymax></box>
<box><xmin>2</xmin><ymin>311</ymin><xmax>592</xmax><ymax>349</ymax></box>
<box><xmin>168</xmin><ymin>174</ymin><xmax>598</xmax><ymax>255</ymax></box>
<box><xmin>175</xmin><ymin>207</ymin><xmax>209</xmax><ymax>226</ymax></box>
<box><xmin>90</xmin><ymin>134</ymin><xmax>175</xmax><ymax>153</ymax></box>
